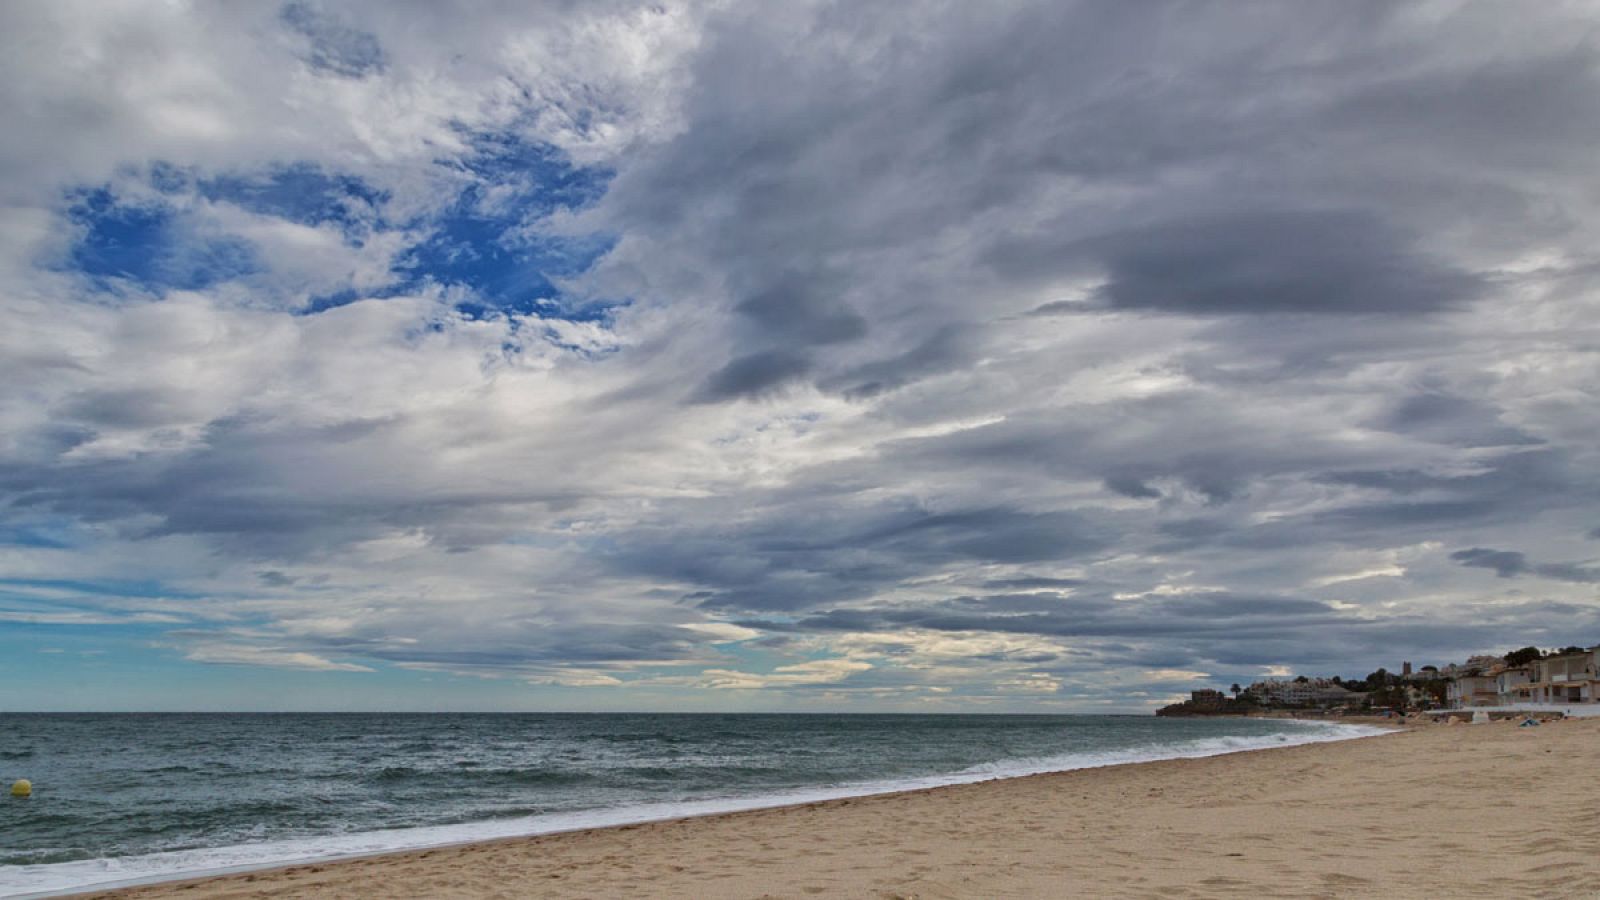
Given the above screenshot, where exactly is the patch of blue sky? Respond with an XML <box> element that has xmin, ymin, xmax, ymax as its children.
<box><xmin>64</xmin><ymin>163</ymin><xmax>385</xmax><ymax>298</ymax></box>
<box><xmin>0</xmin><ymin>629</ymin><xmax>277</xmax><ymax>714</ymax></box>
<box><xmin>0</xmin><ymin>614</ymin><xmax>175</xmax><ymax>639</ymax></box>
<box><xmin>453</xmin><ymin>133</ymin><xmax>611</xmax><ymax>214</ymax></box>
<box><xmin>396</xmin><ymin>134</ymin><xmax>619</xmax><ymax>320</ymax></box>
<box><xmin>63</xmin><ymin>135</ymin><xmax>620</xmax><ymax>325</ymax></box>
<box><xmin>198</xmin><ymin>164</ymin><xmax>388</xmax><ymax>238</ymax></box>
<box><xmin>65</xmin><ymin>187</ymin><xmax>257</xmax><ymax>293</ymax></box>
<box><xmin>144</xmin><ymin>161</ymin><xmax>388</xmax><ymax>240</ymax></box>
<box><xmin>710</xmin><ymin>641</ymin><xmax>784</xmax><ymax>669</ymax></box>
<box><xmin>0</xmin><ymin>577</ymin><xmax>195</xmax><ymax>601</ymax></box>
<box><xmin>517</xmin><ymin>314</ymin><xmax>628</xmax><ymax>361</ymax></box>
<box><xmin>542</xmin><ymin>296</ymin><xmax>631</xmax><ymax>323</ymax></box>
<box><xmin>505</xmin><ymin>287</ymin><xmax>632</xmax><ymax>340</ymax></box>
<box><xmin>436</xmin><ymin>234</ymin><xmax>617</xmax><ymax>321</ymax></box>
<box><xmin>0</xmin><ymin>521</ymin><xmax>77</xmax><ymax>550</ymax></box>
<box><xmin>302</xmin><ymin>287</ymin><xmax>366</xmax><ymax>315</ymax></box>
<box><xmin>280</xmin><ymin>1</ymin><xmax>387</xmax><ymax>78</ymax></box>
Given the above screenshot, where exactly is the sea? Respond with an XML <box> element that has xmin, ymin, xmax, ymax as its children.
<box><xmin>0</xmin><ymin>712</ymin><xmax>1384</xmax><ymax>897</ymax></box>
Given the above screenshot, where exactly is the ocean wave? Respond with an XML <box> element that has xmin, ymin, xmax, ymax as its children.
<box><xmin>365</xmin><ymin>765</ymin><xmax>596</xmax><ymax>787</ymax></box>
<box><xmin>0</xmin><ymin>721</ymin><xmax>1384</xmax><ymax>899</ymax></box>
<box><xmin>948</xmin><ymin>724</ymin><xmax>1385</xmax><ymax>781</ymax></box>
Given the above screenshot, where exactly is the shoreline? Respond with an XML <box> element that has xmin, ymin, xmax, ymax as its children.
<box><xmin>8</xmin><ymin>720</ymin><xmax>1390</xmax><ymax>899</ymax></box>
<box><xmin>60</xmin><ymin>716</ymin><xmax>1600</xmax><ymax>899</ymax></box>
<box><xmin>20</xmin><ymin>721</ymin><xmax>1405</xmax><ymax>900</ymax></box>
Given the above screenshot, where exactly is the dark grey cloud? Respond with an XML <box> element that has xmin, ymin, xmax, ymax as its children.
<box><xmin>257</xmin><ymin>570</ymin><xmax>296</xmax><ymax>587</ymax></box>
<box><xmin>980</xmin><ymin>575</ymin><xmax>1083</xmax><ymax>591</ymax></box>
<box><xmin>733</xmin><ymin>280</ymin><xmax>867</xmax><ymax>347</ymax></box>
<box><xmin>855</xmin><ymin>396</ymin><xmax>1351</xmax><ymax>511</ymax></box>
<box><xmin>1104</xmin><ymin>476</ymin><xmax>1162</xmax><ymax>500</ymax></box>
<box><xmin>1450</xmin><ymin>547</ymin><xmax>1530</xmax><ymax>578</ymax></box>
<box><xmin>818</xmin><ymin>325</ymin><xmax>974</xmax><ymax>399</ymax></box>
<box><xmin>693</xmin><ymin>350</ymin><xmax>814</xmax><ymax>402</ymax></box>
<box><xmin>1452</xmin><ymin>548</ymin><xmax>1600</xmax><ymax>584</ymax></box>
<box><xmin>1372</xmin><ymin>391</ymin><xmax>1541</xmax><ymax>448</ymax></box>
<box><xmin>1090</xmin><ymin>211</ymin><xmax>1480</xmax><ymax>315</ymax></box>
<box><xmin>62</xmin><ymin>388</ymin><xmax>203</xmax><ymax>429</ymax></box>
<box><xmin>1295</xmin><ymin>450</ymin><xmax>1593</xmax><ymax>544</ymax></box>
<box><xmin>763</xmin><ymin>589</ymin><xmax>1356</xmax><ymax>644</ymax></box>
<box><xmin>1321</xmin><ymin>468</ymin><xmax>1458</xmax><ymax>496</ymax></box>
<box><xmin>1329</xmin><ymin>48</ymin><xmax>1600</xmax><ymax>171</ymax></box>
<box><xmin>0</xmin><ymin>416</ymin><xmax>580</xmax><ymax>556</ymax></box>
<box><xmin>611</xmin><ymin>502</ymin><xmax>1108</xmax><ymax>614</ymax></box>
<box><xmin>1009</xmin><ymin>210</ymin><xmax>1480</xmax><ymax>316</ymax></box>
<box><xmin>1116</xmin><ymin>447</ymin><xmax>1597</xmax><ymax>557</ymax></box>
<box><xmin>858</xmin><ymin>507</ymin><xmax>1107</xmax><ymax>566</ymax></box>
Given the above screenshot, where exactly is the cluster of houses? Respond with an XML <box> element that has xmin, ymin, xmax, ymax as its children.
<box><xmin>1444</xmin><ymin>647</ymin><xmax>1600</xmax><ymax>708</ymax></box>
<box><xmin>1243</xmin><ymin>678</ymin><xmax>1361</xmax><ymax>707</ymax></box>
<box><xmin>1176</xmin><ymin>644</ymin><xmax>1600</xmax><ymax>715</ymax></box>
<box><xmin>1171</xmin><ymin>680</ymin><xmax>1373</xmax><ymax>716</ymax></box>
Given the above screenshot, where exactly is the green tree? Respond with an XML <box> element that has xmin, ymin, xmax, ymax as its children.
<box><xmin>1230</xmin><ymin>683</ymin><xmax>1242</xmax><ymax>699</ymax></box>
<box><xmin>1504</xmin><ymin>646</ymin><xmax>1543</xmax><ymax>667</ymax></box>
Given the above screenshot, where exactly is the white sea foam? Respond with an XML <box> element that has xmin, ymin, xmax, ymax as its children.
<box><xmin>1</xmin><ymin>721</ymin><xmax>1388</xmax><ymax>898</ymax></box>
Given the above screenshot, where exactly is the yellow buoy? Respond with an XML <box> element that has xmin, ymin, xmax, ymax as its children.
<box><xmin>10</xmin><ymin>779</ymin><xmax>30</xmax><ymax>798</ymax></box>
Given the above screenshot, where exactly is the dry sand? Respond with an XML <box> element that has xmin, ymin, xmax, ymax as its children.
<box><xmin>77</xmin><ymin>716</ymin><xmax>1600</xmax><ymax>899</ymax></box>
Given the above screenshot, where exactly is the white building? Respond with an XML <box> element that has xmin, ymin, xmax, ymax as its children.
<box><xmin>1446</xmin><ymin>674</ymin><xmax>1498</xmax><ymax>708</ymax></box>
<box><xmin>1441</xmin><ymin>655</ymin><xmax>1506</xmax><ymax>680</ymax></box>
<box><xmin>1523</xmin><ymin>649</ymin><xmax>1600</xmax><ymax>705</ymax></box>
<box><xmin>1246</xmin><ymin>678</ymin><xmax>1359</xmax><ymax>707</ymax></box>
<box><xmin>1494</xmin><ymin>667</ymin><xmax>1532</xmax><ymax>705</ymax></box>
<box><xmin>1441</xmin><ymin>648</ymin><xmax>1600</xmax><ymax>709</ymax></box>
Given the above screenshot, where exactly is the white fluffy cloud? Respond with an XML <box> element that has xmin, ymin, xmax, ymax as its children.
<box><xmin>3</xmin><ymin>1</ymin><xmax>1600</xmax><ymax>710</ymax></box>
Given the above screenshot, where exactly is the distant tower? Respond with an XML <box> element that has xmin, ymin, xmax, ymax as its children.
<box><xmin>1402</xmin><ymin>661</ymin><xmax>1413</xmax><ymax>676</ymax></box>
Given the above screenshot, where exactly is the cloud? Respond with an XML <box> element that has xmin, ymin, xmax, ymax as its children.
<box><xmin>1451</xmin><ymin>548</ymin><xmax>1531</xmax><ymax>579</ymax></box>
<box><xmin>2</xmin><ymin>1</ymin><xmax>1600</xmax><ymax>709</ymax></box>
<box><xmin>694</xmin><ymin>350</ymin><xmax>814</xmax><ymax>402</ymax></box>
<box><xmin>525</xmin><ymin>670</ymin><xmax>624</xmax><ymax>687</ymax></box>
<box><xmin>281</xmin><ymin>3</ymin><xmax>387</xmax><ymax>78</ymax></box>
<box><xmin>184</xmin><ymin>643</ymin><xmax>375</xmax><ymax>672</ymax></box>
<box><xmin>677</xmin><ymin>658</ymin><xmax>872</xmax><ymax>690</ymax></box>
<box><xmin>0</xmin><ymin>610</ymin><xmax>184</xmax><ymax>626</ymax></box>
<box><xmin>996</xmin><ymin>673</ymin><xmax>1061</xmax><ymax>693</ymax></box>
<box><xmin>1452</xmin><ymin>548</ymin><xmax>1600</xmax><ymax>584</ymax></box>
<box><xmin>817</xmin><ymin>326</ymin><xmax>974</xmax><ymax>399</ymax></box>
<box><xmin>1075</xmin><ymin>211</ymin><xmax>1482</xmax><ymax>316</ymax></box>
<box><xmin>1143</xmin><ymin>669</ymin><xmax>1210</xmax><ymax>682</ymax></box>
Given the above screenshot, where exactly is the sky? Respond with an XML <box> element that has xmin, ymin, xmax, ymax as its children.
<box><xmin>2</xmin><ymin>1</ymin><xmax>1599</xmax><ymax>713</ymax></box>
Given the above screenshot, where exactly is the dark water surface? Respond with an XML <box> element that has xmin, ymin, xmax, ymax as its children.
<box><xmin>0</xmin><ymin>713</ymin><xmax>1379</xmax><ymax>896</ymax></box>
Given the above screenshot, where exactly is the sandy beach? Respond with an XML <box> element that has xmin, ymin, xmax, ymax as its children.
<box><xmin>64</xmin><ymin>716</ymin><xmax>1600</xmax><ymax>900</ymax></box>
